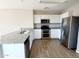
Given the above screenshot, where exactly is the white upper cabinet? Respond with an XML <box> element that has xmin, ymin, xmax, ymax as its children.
<box><xmin>34</xmin><ymin>15</ymin><xmax>61</xmax><ymax>23</ymax></box>
<box><xmin>34</xmin><ymin>15</ymin><xmax>41</xmax><ymax>23</ymax></box>
<box><xmin>50</xmin><ymin>15</ymin><xmax>61</xmax><ymax>23</ymax></box>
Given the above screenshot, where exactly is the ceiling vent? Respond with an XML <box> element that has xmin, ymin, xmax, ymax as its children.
<box><xmin>40</xmin><ymin>0</ymin><xmax>67</xmax><ymax>3</ymax></box>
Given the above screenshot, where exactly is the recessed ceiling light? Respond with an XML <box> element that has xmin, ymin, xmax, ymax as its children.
<box><xmin>40</xmin><ymin>0</ymin><xmax>67</xmax><ymax>3</ymax></box>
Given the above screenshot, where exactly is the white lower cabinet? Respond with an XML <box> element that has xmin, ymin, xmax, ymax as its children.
<box><xmin>50</xmin><ymin>29</ymin><xmax>61</xmax><ymax>39</ymax></box>
<box><xmin>34</xmin><ymin>29</ymin><xmax>41</xmax><ymax>39</ymax></box>
<box><xmin>2</xmin><ymin>44</ymin><xmax>25</xmax><ymax>58</ymax></box>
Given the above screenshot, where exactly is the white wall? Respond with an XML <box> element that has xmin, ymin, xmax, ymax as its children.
<box><xmin>68</xmin><ymin>3</ymin><xmax>79</xmax><ymax>16</ymax></box>
<box><xmin>61</xmin><ymin>12</ymin><xmax>69</xmax><ymax>18</ymax></box>
<box><xmin>0</xmin><ymin>9</ymin><xmax>33</xmax><ymax>36</ymax></box>
<box><xmin>61</xmin><ymin>4</ymin><xmax>79</xmax><ymax>17</ymax></box>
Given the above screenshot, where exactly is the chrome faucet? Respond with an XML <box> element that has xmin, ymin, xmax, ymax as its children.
<box><xmin>20</xmin><ymin>28</ymin><xmax>26</xmax><ymax>34</ymax></box>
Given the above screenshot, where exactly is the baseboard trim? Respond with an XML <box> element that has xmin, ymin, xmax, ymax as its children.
<box><xmin>76</xmin><ymin>50</ymin><xmax>79</xmax><ymax>54</ymax></box>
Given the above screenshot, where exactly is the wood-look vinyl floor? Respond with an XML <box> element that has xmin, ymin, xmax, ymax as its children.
<box><xmin>30</xmin><ymin>38</ymin><xmax>79</xmax><ymax>58</ymax></box>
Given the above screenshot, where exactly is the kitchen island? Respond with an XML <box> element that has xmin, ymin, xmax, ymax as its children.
<box><xmin>0</xmin><ymin>29</ymin><xmax>33</xmax><ymax>58</ymax></box>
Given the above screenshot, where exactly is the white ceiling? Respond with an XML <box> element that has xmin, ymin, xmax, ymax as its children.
<box><xmin>34</xmin><ymin>0</ymin><xmax>79</xmax><ymax>14</ymax></box>
<box><xmin>0</xmin><ymin>0</ymin><xmax>79</xmax><ymax>14</ymax></box>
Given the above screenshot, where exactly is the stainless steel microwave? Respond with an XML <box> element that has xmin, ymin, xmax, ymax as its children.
<box><xmin>41</xmin><ymin>19</ymin><xmax>50</xmax><ymax>23</ymax></box>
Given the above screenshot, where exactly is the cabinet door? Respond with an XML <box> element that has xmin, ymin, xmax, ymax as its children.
<box><xmin>34</xmin><ymin>15</ymin><xmax>41</xmax><ymax>23</ymax></box>
<box><xmin>50</xmin><ymin>29</ymin><xmax>61</xmax><ymax>39</ymax></box>
<box><xmin>50</xmin><ymin>16</ymin><xmax>61</xmax><ymax>23</ymax></box>
<box><xmin>34</xmin><ymin>29</ymin><xmax>41</xmax><ymax>39</ymax></box>
<box><xmin>2</xmin><ymin>44</ymin><xmax>25</xmax><ymax>58</ymax></box>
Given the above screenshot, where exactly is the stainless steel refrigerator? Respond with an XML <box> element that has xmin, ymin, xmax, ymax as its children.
<box><xmin>61</xmin><ymin>16</ymin><xmax>79</xmax><ymax>49</ymax></box>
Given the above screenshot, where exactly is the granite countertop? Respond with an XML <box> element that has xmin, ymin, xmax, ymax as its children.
<box><xmin>1</xmin><ymin>29</ymin><xmax>33</xmax><ymax>44</ymax></box>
